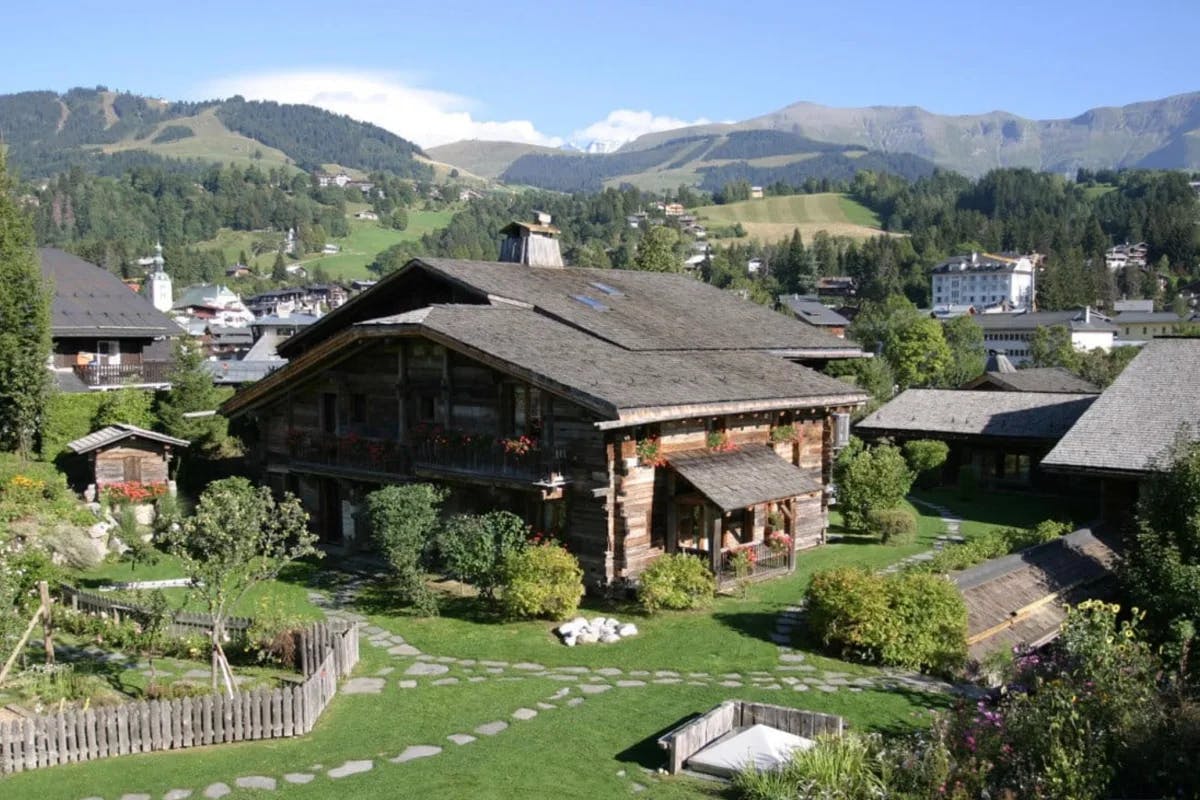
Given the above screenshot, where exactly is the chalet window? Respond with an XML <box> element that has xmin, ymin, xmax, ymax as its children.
<box><xmin>832</xmin><ymin>413</ymin><xmax>851</xmax><ymax>449</ymax></box>
<box><xmin>97</xmin><ymin>340</ymin><xmax>121</xmax><ymax>365</ymax></box>
<box><xmin>321</xmin><ymin>393</ymin><xmax>337</xmax><ymax>434</ymax></box>
<box><xmin>415</xmin><ymin>395</ymin><xmax>437</xmax><ymax>424</ymax></box>
<box><xmin>350</xmin><ymin>393</ymin><xmax>367</xmax><ymax>424</ymax></box>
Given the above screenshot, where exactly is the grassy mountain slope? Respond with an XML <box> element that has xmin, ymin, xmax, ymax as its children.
<box><xmin>0</xmin><ymin>87</ymin><xmax>431</xmax><ymax>179</ymax></box>
<box><xmin>426</xmin><ymin>140</ymin><xmax>563</xmax><ymax>179</ymax></box>
<box><xmin>493</xmin><ymin>130</ymin><xmax>937</xmax><ymax>192</ymax></box>
<box><xmin>693</xmin><ymin>193</ymin><xmax>889</xmax><ymax>242</ymax></box>
<box><xmin>622</xmin><ymin>92</ymin><xmax>1200</xmax><ymax>177</ymax></box>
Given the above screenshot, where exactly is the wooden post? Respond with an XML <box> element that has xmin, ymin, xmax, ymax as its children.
<box><xmin>665</xmin><ymin>472</ymin><xmax>678</xmax><ymax>553</ymax></box>
<box><xmin>39</xmin><ymin>582</ymin><xmax>54</xmax><ymax>666</ymax></box>
<box><xmin>0</xmin><ymin>604</ymin><xmax>45</xmax><ymax>687</ymax></box>
<box><xmin>709</xmin><ymin>507</ymin><xmax>722</xmax><ymax>575</ymax></box>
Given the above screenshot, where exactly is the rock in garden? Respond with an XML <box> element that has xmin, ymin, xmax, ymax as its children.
<box><xmin>617</xmin><ymin>623</ymin><xmax>638</xmax><ymax>637</ymax></box>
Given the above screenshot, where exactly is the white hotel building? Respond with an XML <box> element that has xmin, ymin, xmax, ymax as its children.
<box><xmin>931</xmin><ymin>252</ymin><xmax>1035</xmax><ymax>310</ymax></box>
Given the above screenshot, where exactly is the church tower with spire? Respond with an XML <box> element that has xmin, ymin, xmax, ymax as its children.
<box><xmin>143</xmin><ymin>242</ymin><xmax>173</xmax><ymax>313</ymax></box>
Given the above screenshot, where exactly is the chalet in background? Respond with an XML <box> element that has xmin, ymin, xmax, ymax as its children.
<box><xmin>1041</xmin><ymin>338</ymin><xmax>1200</xmax><ymax>526</ymax></box>
<box><xmin>40</xmin><ymin>248</ymin><xmax>181</xmax><ymax>392</ymax></box>
<box><xmin>223</xmin><ymin>223</ymin><xmax>867</xmax><ymax>589</ymax></box>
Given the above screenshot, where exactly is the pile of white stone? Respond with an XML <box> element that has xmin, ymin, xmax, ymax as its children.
<box><xmin>556</xmin><ymin>616</ymin><xmax>639</xmax><ymax>646</ymax></box>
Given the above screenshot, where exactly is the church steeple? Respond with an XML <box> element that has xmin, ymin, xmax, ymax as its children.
<box><xmin>143</xmin><ymin>241</ymin><xmax>173</xmax><ymax>313</ymax></box>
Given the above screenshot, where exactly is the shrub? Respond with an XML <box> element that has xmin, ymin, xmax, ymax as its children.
<box><xmin>903</xmin><ymin>439</ymin><xmax>949</xmax><ymax>487</ymax></box>
<box><xmin>500</xmin><ymin>543</ymin><xmax>584</xmax><ymax>620</ymax></box>
<box><xmin>735</xmin><ymin>733</ymin><xmax>888</xmax><ymax>800</ymax></box>
<box><xmin>806</xmin><ymin>566</ymin><xmax>967</xmax><ymax>673</ymax></box>
<box><xmin>833</xmin><ymin>439</ymin><xmax>914</xmax><ymax>530</ymax></box>
<box><xmin>914</xmin><ymin>520</ymin><xmax>1072</xmax><ymax>574</ymax></box>
<box><xmin>39</xmin><ymin>393</ymin><xmax>106</xmax><ymax>459</ymax></box>
<box><xmin>867</xmin><ymin>507</ymin><xmax>917</xmax><ymax>545</ymax></box>
<box><xmin>437</xmin><ymin>510</ymin><xmax>529</xmax><ymax>601</ymax></box>
<box><xmin>638</xmin><ymin>553</ymin><xmax>716</xmax><ymax>613</ymax></box>
<box><xmin>363</xmin><ymin>483</ymin><xmax>445</xmax><ymax>615</ymax></box>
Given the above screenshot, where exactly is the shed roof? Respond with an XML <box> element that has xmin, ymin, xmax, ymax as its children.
<box><xmin>954</xmin><ymin>527</ymin><xmax>1118</xmax><ymax>661</ymax></box>
<box><xmin>66</xmin><ymin>424</ymin><xmax>190</xmax><ymax>454</ymax></box>
<box><xmin>39</xmin><ymin>248</ymin><xmax>182</xmax><ymax>339</ymax></box>
<box><xmin>668</xmin><ymin>445</ymin><xmax>823</xmax><ymax>512</ymax></box>
<box><xmin>1042</xmin><ymin>338</ymin><xmax>1200</xmax><ymax>476</ymax></box>
<box><xmin>855</xmin><ymin>389</ymin><xmax>1096</xmax><ymax>441</ymax></box>
<box><xmin>278</xmin><ymin>258</ymin><xmax>863</xmax><ymax>359</ymax></box>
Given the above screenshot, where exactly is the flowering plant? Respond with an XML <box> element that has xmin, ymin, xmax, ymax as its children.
<box><xmin>500</xmin><ymin>435</ymin><xmax>538</xmax><ymax>456</ymax></box>
<box><xmin>3</xmin><ymin>474</ymin><xmax>48</xmax><ymax>505</ymax></box>
<box><xmin>767</xmin><ymin>531</ymin><xmax>792</xmax><ymax>552</ymax></box>
<box><xmin>635</xmin><ymin>436</ymin><xmax>667</xmax><ymax>467</ymax></box>
<box><xmin>102</xmin><ymin>481</ymin><xmax>167</xmax><ymax>506</ymax></box>
<box><xmin>706</xmin><ymin>431</ymin><xmax>737</xmax><ymax>452</ymax></box>
<box><xmin>769</xmin><ymin>424</ymin><xmax>799</xmax><ymax>444</ymax></box>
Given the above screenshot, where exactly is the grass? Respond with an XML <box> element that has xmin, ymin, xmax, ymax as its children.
<box><xmin>102</xmin><ymin>108</ymin><xmax>297</xmax><ymax>171</ymax></box>
<box><xmin>692</xmin><ymin>193</ymin><xmax>888</xmax><ymax>243</ymax></box>
<box><xmin>2</xmin><ymin>489</ymin><xmax>1079</xmax><ymax>798</ymax></box>
<box><xmin>908</xmin><ymin>487</ymin><xmax>1093</xmax><ymax>541</ymax></box>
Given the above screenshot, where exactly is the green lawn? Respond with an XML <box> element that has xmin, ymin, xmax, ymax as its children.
<box><xmin>4</xmin><ymin>489</ymin><xmax>1079</xmax><ymax>798</ymax></box>
<box><xmin>693</xmin><ymin>193</ymin><xmax>887</xmax><ymax>243</ymax></box>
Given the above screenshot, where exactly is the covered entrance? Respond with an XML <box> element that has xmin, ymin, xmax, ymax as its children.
<box><xmin>665</xmin><ymin>445</ymin><xmax>821</xmax><ymax>587</ymax></box>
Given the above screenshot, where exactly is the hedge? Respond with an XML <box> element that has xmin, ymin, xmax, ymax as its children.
<box><xmin>40</xmin><ymin>392</ymin><xmax>106</xmax><ymax>459</ymax></box>
<box><xmin>638</xmin><ymin>553</ymin><xmax>716</xmax><ymax>613</ymax></box>
<box><xmin>806</xmin><ymin>566</ymin><xmax>967</xmax><ymax>673</ymax></box>
<box><xmin>910</xmin><ymin>520</ymin><xmax>1071</xmax><ymax>575</ymax></box>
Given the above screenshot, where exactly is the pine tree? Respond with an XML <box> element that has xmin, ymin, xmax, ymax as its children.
<box><xmin>271</xmin><ymin>251</ymin><xmax>287</xmax><ymax>281</ymax></box>
<box><xmin>157</xmin><ymin>339</ymin><xmax>228</xmax><ymax>453</ymax></box>
<box><xmin>0</xmin><ymin>151</ymin><xmax>52</xmax><ymax>457</ymax></box>
<box><xmin>632</xmin><ymin>226</ymin><xmax>680</xmax><ymax>272</ymax></box>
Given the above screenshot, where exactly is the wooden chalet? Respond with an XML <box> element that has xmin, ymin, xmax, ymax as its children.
<box><xmin>222</xmin><ymin>249</ymin><xmax>867</xmax><ymax>590</ymax></box>
<box><xmin>856</xmin><ymin>389</ymin><xmax>1096</xmax><ymax>490</ymax></box>
<box><xmin>41</xmin><ymin>248</ymin><xmax>181</xmax><ymax>391</ymax></box>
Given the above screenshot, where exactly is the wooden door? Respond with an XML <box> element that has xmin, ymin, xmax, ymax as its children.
<box><xmin>122</xmin><ymin>455</ymin><xmax>142</xmax><ymax>483</ymax></box>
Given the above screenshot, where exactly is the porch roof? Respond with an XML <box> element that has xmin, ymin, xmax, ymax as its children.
<box><xmin>668</xmin><ymin>445</ymin><xmax>822</xmax><ymax>513</ymax></box>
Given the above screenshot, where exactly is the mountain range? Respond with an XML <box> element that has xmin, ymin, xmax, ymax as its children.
<box><xmin>429</xmin><ymin>91</ymin><xmax>1200</xmax><ymax>190</ymax></box>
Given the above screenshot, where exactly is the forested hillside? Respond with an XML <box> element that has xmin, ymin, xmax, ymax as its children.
<box><xmin>0</xmin><ymin>87</ymin><xmax>431</xmax><ymax>180</ymax></box>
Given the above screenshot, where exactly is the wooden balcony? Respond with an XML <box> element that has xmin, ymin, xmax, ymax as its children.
<box><xmin>73</xmin><ymin>361</ymin><xmax>173</xmax><ymax>388</ymax></box>
<box><xmin>283</xmin><ymin>433</ymin><xmax>566</xmax><ymax>488</ymax></box>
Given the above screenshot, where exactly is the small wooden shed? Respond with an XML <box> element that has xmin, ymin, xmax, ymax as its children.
<box><xmin>66</xmin><ymin>424</ymin><xmax>189</xmax><ymax>492</ymax></box>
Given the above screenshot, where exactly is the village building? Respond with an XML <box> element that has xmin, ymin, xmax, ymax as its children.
<box><xmin>140</xmin><ymin>243</ymin><xmax>172</xmax><ymax>313</ymax></box>
<box><xmin>1104</xmin><ymin>241</ymin><xmax>1148</xmax><ymax>272</ymax></box>
<box><xmin>40</xmin><ymin>248</ymin><xmax>181</xmax><ymax>392</ymax></box>
<box><xmin>221</xmin><ymin>231</ymin><xmax>867</xmax><ymax>589</ymax></box>
<box><xmin>814</xmin><ymin>276</ymin><xmax>857</xmax><ymax>300</ymax></box>
<box><xmin>1112</xmin><ymin>309</ymin><xmax>1190</xmax><ymax>341</ymax></box>
<box><xmin>931</xmin><ymin>252</ymin><xmax>1035</xmax><ymax>310</ymax></box>
<box><xmin>777</xmin><ymin>295</ymin><xmax>850</xmax><ymax>338</ymax></box>
<box><xmin>855</xmin><ymin>389</ymin><xmax>1096</xmax><ymax>491</ymax></box>
<box><xmin>353</xmin><ymin>210</ymin><xmax>379</xmax><ymax>221</ymax></box>
<box><xmin>172</xmin><ymin>284</ymin><xmax>254</xmax><ymax>328</ymax></box>
<box><xmin>1042</xmin><ymin>338</ymin><xmax>1200</xmax><ymax>526</ymax></box>
<box><xmin>64</xmin><ymin>424</ymin><xmax>189</xmax><ymax>495</ymax></box>
<box><xmin>963</xmin><ymin>352</ymin><xmax>1100</xmax><ymax>393</ymax></box>
<box><xmin>974</xmin><ymin>307</ymin><xmax>1116</xmax><ymax>365</ymax></box>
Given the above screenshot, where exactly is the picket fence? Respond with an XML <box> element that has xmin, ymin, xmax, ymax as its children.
<box><xmin>0</xmin><ymin>619</ymin><xmax>358</xmax><ymax>774</ymax></box>
<box><xmin>57</xmin><ymin>584</ymin><xmax>254</xmax><ymax>639</ymax></box>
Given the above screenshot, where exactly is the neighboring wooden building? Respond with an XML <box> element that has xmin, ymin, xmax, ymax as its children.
<box><xmin>65</xmin><ymin>424</ymin><xmax>189</xmax><ymax>493</ymax></box>
<box><xmin>222</xmin><ymin>253</ymin><xmax>867</xmax><ymax>589</ymax></box>
<box><xmin>962</xmin><ymin>355</ymin><xmax>1100</xmax><ymax>394</ymax></box>
<box><xmin>1042</xmin><ymin>338</ymin><xmax>1200</xmax><ymax>527</ymax></box>
<box><xmin>856</xmin><ymin>389</ymin><xmax>1097</xmax><ymax>490</ymax></box>
<box><xmin>777</xmin><ymin>295</ymin><xmax>850</xmax><ymax>338</ymax></box>
<box><xmin>41</xmin><ymin>248</ymin><xmax>181</xmax><ymax>392</ymax></box>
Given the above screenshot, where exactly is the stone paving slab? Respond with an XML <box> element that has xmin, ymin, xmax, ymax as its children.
<box><xmin>616</xmin><ymin>680</ymin><xmax>646</xmax><ymax>687</ymax></box>
<box><xmin>391</xmin><ymin>745</ymin><xmax>442</xmax><ymax>763</ymax></box>
<box><xmin>512</xmin><ymin>708</ymin><xmax>538</xmax><ymax>720</ymax></box>
<box><xmin>580</xmin><ymin>683</ymin><xmax>612</xmax><ymax>694</ymax></box>
<box><xmin>283</xmin><ymin>773</ymin><xmax>315</xmax><ymax>784</ymax></box>
<box><xmin>164</xmin><ymin>790</ymin><xmax>193</xmax><ymax>800</ymax></box>
<box><xmin>203</xmin><ymin>783</ymin><xmax>231</xmax><ymax>799</ymax></box>
<box><xmin>342</xmin><ymin>677</ymin><xmax>385</xmax><ymax>694</ymax></box>
<box><xmin>328</xmin><ymin>760</ymin><xmax>373</xmax><ymax>779</ymax></box>
<box><xmin>235</xmin><ymin>776</ymin><xmax>276</xmax><ymax>790</ymax></box>
<box><xmin>448</xmin><ymin>733</ymin><xmax>476</xmax><ymax>745</ymax></box>
<box><xmin>405</xmin><ymin>662</ymin><xmax>449</xmax><ymax>676</ymax></box>
<box><xmin>474</xmin><ymin>721</ymin><xmax>508</xmax><ymax>736</ymax></box>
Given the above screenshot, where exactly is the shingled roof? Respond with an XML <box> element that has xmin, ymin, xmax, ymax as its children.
<box><xmin>668</xmin><ymin>445</ymin><xmax>823</xmax><ymax>512</ymax></box>
<box><xmin>40</xmin><ymin>248</ymin><xmax>181</xmax><ymax>338</ymax></box>
<box><xmin>856</xmin><ymin>389</ymin><xmax>1097</xmax><ymax>441</ymax></box>
<box><xmin>954</xmin><ymin>527</ymin><xmax>1118</xmax><ymax>661</ymax></box>
<box><xmin>278</xmin><ymin>258</ymin><xmax>863</xmax><ymax>359</ymax></box>
<box><xmin>1042</xmin><ymin>338</ymin><xmax>1200</xmax><ymax>477</ymax></box>
<box><xmin>67</xmin><ymin>424</ymin><xmax>189</xmax><ymax>454</ymax></box>
<box><xmin>964</xmin><ymin>367</ymin><xmax>1100</xmax><ymax>394</ymax></box>
<box><xmin>223</xmin><ymin>305</ymin><xmax>868</xmax><ymax>425</ymax></box>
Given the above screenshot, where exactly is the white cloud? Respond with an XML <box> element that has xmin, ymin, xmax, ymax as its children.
<box><xmin>195</xmin><ymin>70</ymin><xmax>563</xmax><ymax>149</ymax></box>
<box><xmin>569</xmin><ymin>109</ymin><xmax>712</xmax><ymax>150</ymax></box>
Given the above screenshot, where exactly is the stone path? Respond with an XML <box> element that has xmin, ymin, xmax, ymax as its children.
<box><xmin>78</xmin><ymin>564</ymin><xmax>960</xmax><ymax>800</ymax></box>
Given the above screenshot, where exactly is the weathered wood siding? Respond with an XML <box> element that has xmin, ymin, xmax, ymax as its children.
<box><xmin>94</xmin><ymin>443</ymin><xmax>170</xmax><ymax>486</ymax></box>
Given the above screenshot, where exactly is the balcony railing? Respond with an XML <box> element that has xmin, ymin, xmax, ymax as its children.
<box><xmin>677</xmin><ymin>539</ymin><xmax>794</xmax><ymax>588</ymax></box>
<box><xmin>283</xmin><ymin>432</ymin><xmax>565</xmax><ymax>486</ymax></box>
<box><xmin>73</xmin><ymin>361</ymin><xmax>173</xmax><ymax>387</ymax></box>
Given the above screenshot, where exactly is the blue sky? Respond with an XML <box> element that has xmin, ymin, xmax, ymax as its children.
<box><xmin>4</xmin><ymin>0</ymin><xmax>1197</xmax><ymax>148</ymax></box>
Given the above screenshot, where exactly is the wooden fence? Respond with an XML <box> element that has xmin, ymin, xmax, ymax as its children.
<box><xmin>657</xmin><ymin>700</ymin><xmax>846</xmax><ymax>775</ymax></box>
<box><xmin>0</xmin><ymin>620</ymin><xmax>358</xmax><ymax>774</ymax></box>
<box><xmin>57</xmin><ymin>584</ymin><xmax>253</xmax><ymax>639</ymax></box>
